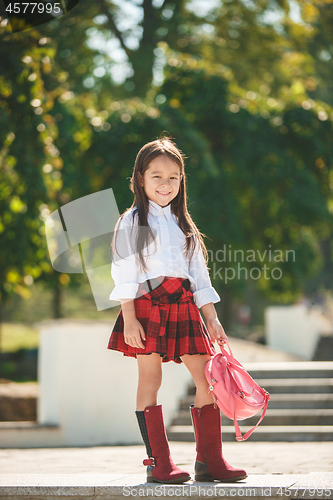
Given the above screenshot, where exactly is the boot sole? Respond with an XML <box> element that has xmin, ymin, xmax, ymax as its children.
<box><xmin>195</xmin><ymin>474</ymin><xmax>248</xmax><ymax>482</ymax></box>
<box><xmin>147</xmin><ymin>475</ymin><xmax>192</xmax><ymax>484</ymax></box>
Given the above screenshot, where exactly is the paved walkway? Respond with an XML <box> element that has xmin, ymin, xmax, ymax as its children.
<box><xmin>1</xmin><ymin>443</ymin><xmax>332</xmax><ymax>498</ymax></box>
<box><xmin>1</xmin><ymin>442</ymin><xmax>332</xmax><ymax>475</ymax></box>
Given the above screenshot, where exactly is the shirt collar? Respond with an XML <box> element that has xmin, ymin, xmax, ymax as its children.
<box><xmin>148</xmin><ymin>199</ymin><xmax>172</xmax><ymax>220</ymax></box>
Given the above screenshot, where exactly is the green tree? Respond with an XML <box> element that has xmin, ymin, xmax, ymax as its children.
<box><xmin>1</xmin><ymin>0</ymin><xmax>333</xmax><ymax>330</ymax></box>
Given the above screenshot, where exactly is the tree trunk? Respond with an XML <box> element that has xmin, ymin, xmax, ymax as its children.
<box><xmin>216</xmin><ymin>289</ymin><xmax>234</xmax><ymax>332</ymax></box>
<box><xmin>0</xmin><ymin>299</ymin><xmax>2</xmax><ymax>356</ymax></box>
<box><xmin>129</xmin><ymin>0</ymin><xmax>156</xmax><ymax>98</ymax></box>
<box><xmin>101</xmin><ymin>0</ymin><xmax>157</xmax><ymax>99</ymax></box>
<box><xmin>0</xmin><ymin>299</ymin><xmax>3</xmax><ymax>378</ymax></box>
<box><xmin>130</xmin><ymin>47</ymin><xmax>155</xmax><ymax>99</ymax></box>
<box><xmin>320</xmin><ymin>235</ymin><xmax>333</xmax><ymax>290</ymax></box>
<box><xmin>53</xmin><ymin>281</ymin><xmax>62</xmax><ymax>319</ymax></box>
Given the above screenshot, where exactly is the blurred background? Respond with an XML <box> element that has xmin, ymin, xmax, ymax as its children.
<box><xmin>0</xmin><ymin>0</ymin><xmax>333</xmax><ymax>443</ymax></box>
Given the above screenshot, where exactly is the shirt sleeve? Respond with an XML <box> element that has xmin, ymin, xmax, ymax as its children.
<box><xmin>188</xmin><ymin>237</ymin><xmax>220</xmax><ymax>309</ymax></box>
<box><xmin>109</xmin><ymin>214</ymin><xmax>140</xmax><ymax>303</ymax></box>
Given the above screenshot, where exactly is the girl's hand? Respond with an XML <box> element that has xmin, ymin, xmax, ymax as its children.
<box><xmin>123</xmin><ymin>318</ymin><xmax>146</xmax><ymax>349</ymax></box>
<box><xmin>206</xmin><ymin>317</ymin><xmax>228</xmax><ymax>346</ymax></box>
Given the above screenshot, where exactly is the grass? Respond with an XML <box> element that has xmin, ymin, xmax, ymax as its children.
<box><xmin>2</xmin><ymin>280</ymin><xmax>120</xmax><ymax>325</ymax></box>
<box><xmin>1</xmin><ymin>279</ymin><xmax>120</xmax><ymax>354</ymax></box>
<box><xmin>0</xmin><ymin>323</ymin><xmax>39</xmax><ymax>353</ymax></box>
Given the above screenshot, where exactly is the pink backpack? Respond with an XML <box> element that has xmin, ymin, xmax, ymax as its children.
<box><xmin>204</xmin><ymin>340</ymin><xmax>270</xmax><ymax>442</ymax></box>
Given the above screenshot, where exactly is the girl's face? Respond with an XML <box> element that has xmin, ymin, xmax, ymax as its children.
<box><xmin>138</xmin><ymin>155</ymin><xmax>183</xmax><ymax>208</ymax></box>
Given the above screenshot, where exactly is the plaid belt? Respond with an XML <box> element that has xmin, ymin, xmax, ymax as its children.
<box><xmin>142</xmin><ymin>278</ymin><xmax>193</xmax><ymax>338</ymax></box>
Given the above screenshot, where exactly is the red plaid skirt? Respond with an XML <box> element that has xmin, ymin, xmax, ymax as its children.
<box><xmin>107</xmin><ymin>276</ymin><xmax>216</xmax><ymax>364</ymax></box>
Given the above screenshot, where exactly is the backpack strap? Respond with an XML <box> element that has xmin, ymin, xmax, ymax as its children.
<box><xmin>234</xmin><ymin>393</ymin><xmax>270</xmax><ymax>442</ymax></box>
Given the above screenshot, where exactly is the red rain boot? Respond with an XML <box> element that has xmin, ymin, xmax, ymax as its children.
<box><xmin>136</xmin><ymin>404</ymin><xmax>191</xmax><ymax>484</ymax></box>
<box><xmin>190</xmin><ymin>403</ymin><xmax>247</xmax><ymax>482</ymax></box>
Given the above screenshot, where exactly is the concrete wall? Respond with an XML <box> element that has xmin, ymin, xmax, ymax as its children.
<box><xmin>265</xmin><ymin>305</ymin><xmax>333</xmax><ymax>360</ymax></box>
<box><xmin>36</xmin><ymin>319</ymin><xmax>192</xmax><ymax>447</ymax></box>
<box><xmin>0</xmin><ymin>316</ymin><xmax>308</xmax><ymax>448</ymax></box>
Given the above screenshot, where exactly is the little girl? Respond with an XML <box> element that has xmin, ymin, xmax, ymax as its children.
<box><xmin>107</xmin><ymin>136</ymin><xmax>247</xmax><ymax>484</ymax></box>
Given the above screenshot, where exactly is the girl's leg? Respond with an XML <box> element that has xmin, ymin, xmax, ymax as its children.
<box><xmin>136</xmin><ymin>353</ymin><xmax>163</xmax><ymax>410</ymax></box>
<box><xmin>180</xmin><ymin>353</ymin><xmax>247</xmax><ymax>482</ymax></box>
<box><xmin>135</xmin><ymin>353</ymin><xmax>191</xmax><ymax>483</ymax></box>
<box><xmin>180</xmin><ymin>354</ymin><xmax>213</xmax><ymax>407</ymax></box>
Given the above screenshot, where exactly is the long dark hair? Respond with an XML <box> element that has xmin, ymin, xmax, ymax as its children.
<box><xmin>111</xmin><ymin>132</ymin><xmax>210</xmax><ymax>274</ymax></box>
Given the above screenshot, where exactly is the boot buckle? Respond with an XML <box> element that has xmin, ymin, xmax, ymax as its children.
<box><xmin>143</xmin><ymin>458</ymin><xmax>155</xmax><ymax>466</ymax></box>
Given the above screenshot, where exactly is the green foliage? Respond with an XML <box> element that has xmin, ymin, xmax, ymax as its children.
<box><xmin>158</xmin><ymin>66</ymin><xmax>333</xmax><ymax>299</ymax></box>
<box><xmin>0</xmin><ymin>0</ymin><xmax>332</xmax><ymax>322</ymax></box>
<box><xmin>0</xmin><ymin>31</ymin><xmax>52</xmax><ymax>303</ymax></box>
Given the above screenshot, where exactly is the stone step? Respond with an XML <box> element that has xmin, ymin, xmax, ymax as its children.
<box><xmin>173</xmin><ymin>363</ymin><xmax>333</xmax><ymax>442</ymax></box>
<box><xmin>167</xmin><ymin>425</ymin><xmax>333</xmax><ymax>442</ymax></box>
<box><xmin>172</xmin><ymin>409</ymin><xmax>333</xmax><ymax>426</ymax></box>
<box><xmin>252</xmin><ymin>378</ymin><xmax>333</xmax><ymax>394</ymax></box>
<box><xmin>248</xmin><ymin>369</ymin><xmax>333</xmax><ymax>379</ymax></box>
<box><xmin>179</xmin><ymin>393</ymin><xmax>333</xmax><ymax>410</ymax></box>
<box><xmin>252</xmin><ymin>393</ymin><xmax>333</xmax><ymax>409</ymax></box>
<box><xmin>187</xmin><ymin>379</ymin><xmax>333</xmax><ymax>396</ymax></box>
<box><xmin>2</xmin><ymin>473</ymin><xmax>331</xmax><ymax>500</ymax></box>
<box><xmin>243</xmin><ymin>361</ymin><xmax>333</xmax><ymax>379</ymax></box>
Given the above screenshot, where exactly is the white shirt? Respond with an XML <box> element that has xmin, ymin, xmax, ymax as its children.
<box><xmin>109</xmin><ymin>199</ymin><xmax>220</xmax><ymax>309</ymax></box>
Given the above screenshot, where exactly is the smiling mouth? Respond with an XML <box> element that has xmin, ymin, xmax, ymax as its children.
<box><xmin>157</xmin><ymin>191</ymin><xmax>171</xmax><ymax>195</ymax></box>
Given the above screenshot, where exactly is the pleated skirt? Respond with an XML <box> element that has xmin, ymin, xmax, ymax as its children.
<box><xmin>107</xmin><ymin>276</ymin><xmax>216</xmax><ymax>364</ymax></box>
